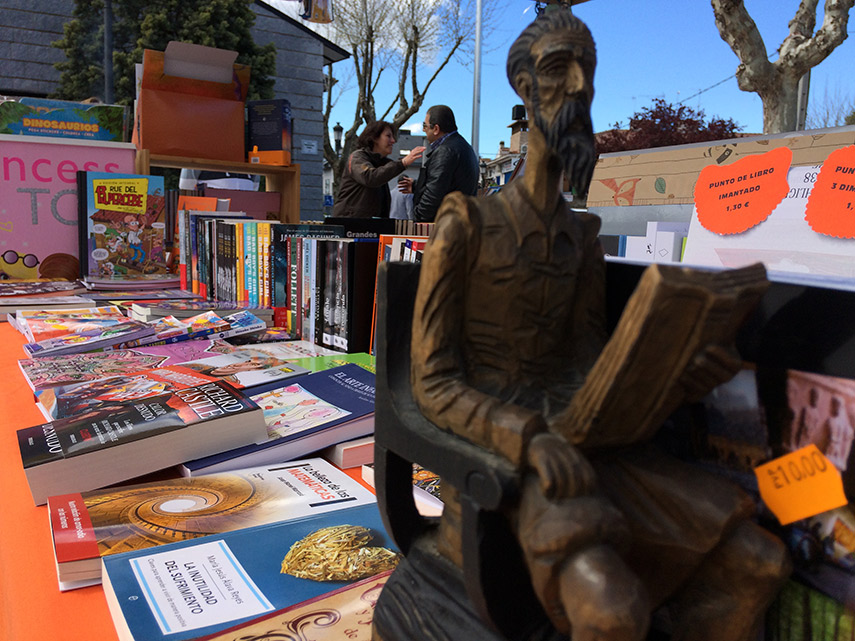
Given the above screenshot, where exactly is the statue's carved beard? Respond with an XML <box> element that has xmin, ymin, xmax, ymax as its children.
<box><xmin>532</xmin><ymin>94</ymin><xmax>596</xmax><ymax>197</ymax></box>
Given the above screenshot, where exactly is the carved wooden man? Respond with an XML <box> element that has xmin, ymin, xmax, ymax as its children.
<box><xmin>409</xmin><ymin>9</ymin><xmax>790</xmax><ymax>641</ymax></box>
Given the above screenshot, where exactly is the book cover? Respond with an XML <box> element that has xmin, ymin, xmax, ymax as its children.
<box><xmin>101</xmin><ymin>503</ymin><xmax>398</xmax><ymax>641</ymax></box>
<box><xmin>0</xmin><ymin>137</ymin><xmax>135</xmax><ymax>282</ymax></box>
<box><xmin>84</xmin><ymin>288</ymin><xmax>201</xmax><ymax>302</ymax></box>
<box><xmin>175</xmin><ymin>349</ymin><xmax>309</xmax><ymax>391</ymax></box>
<box><xmin>182</xmin><ymin>364</ymin><xmax>375</xmax><ymax>476</ymax></box>
<box><xmin>17</xmin><ymin>339</ymin><xmax>236</xmax><ymax>392</ymax></box>
<box><xmin>17</xmin><ymin>380</ymin><xmax>266</xmax><ymax>505</ymax></box>
<box><xmin>23</xmin><ymin>311</ymin><xmax>128</xmax><ymax>343</ymax></box>
<box><xmin>0</xmin><ymin>279</ymin><xmax>88</xmax><ymax>297</ymax></box>
<box><xmin>193</xmin><ymin>571</ymin><xmax>389</xmax><ymax>641</ymax></box>
<box><xmin>36</xmin><ymin>364</ymin><xmax>221</xmax><ymax>421</ymax></box>
<box><xmin>77</xmin><ymin>171</ymin><xmax>171</xmax><ymax>281</ymax></box>
<box><xmin>48</xmin><ymin>458</ymin><xmax>376</xmax><ymax>589</ymax></box>
<box><xmin>289</xmin><ymin>352</ymin><xmax>376</xmax><ymax>373</ymax></box>
<box><xmin>0</xmin><ymin>296</ymin><xmax>96</xmax><ymax>319</ymax></box>
<box><xmin>22</xmin><ymin>319</ymin><xmax>156</xmax><ymax>358</ymax></box>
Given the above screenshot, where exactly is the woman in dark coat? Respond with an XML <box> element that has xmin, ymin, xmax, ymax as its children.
<box><xmin>333</xmin><ymin>121</ymin><xmax>424</xmax><ymax>218</ymax></box>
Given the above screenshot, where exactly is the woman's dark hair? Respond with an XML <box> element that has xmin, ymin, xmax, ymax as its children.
<box><xmin>357</xmin><ymin>120</ymin><xmax>394</xmax><ymax>150</ymax></box>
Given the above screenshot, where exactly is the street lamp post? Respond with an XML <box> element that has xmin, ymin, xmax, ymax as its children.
<box><xmin>333</xmin><ymin>122</ymin><xmax>343</xmax><ymax>156</ymax></box>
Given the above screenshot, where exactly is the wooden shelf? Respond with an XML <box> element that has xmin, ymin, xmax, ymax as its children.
<box><xmin>135</xmin><ymin>149</ymin><xmax>301</xmax><ymax>223</ymax></box>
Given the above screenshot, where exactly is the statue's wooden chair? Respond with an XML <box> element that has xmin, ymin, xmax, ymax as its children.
<box><xmin>372</xmin><ymin>261</ymin><xmax>560</xmax><ymax>640</ymax></box>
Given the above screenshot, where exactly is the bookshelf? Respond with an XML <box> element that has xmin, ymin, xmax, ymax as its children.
<box><xmin>134</xmin><ymin>149</ymin><xmax>301</xmax><ymax>223</ymax></box>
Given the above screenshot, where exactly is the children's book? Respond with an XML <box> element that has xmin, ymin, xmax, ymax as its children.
<box><xmin>17</xmin><ymin>380</ymin><xmax>267</xmax><ymax>505</ymax></box>
<box><xmin>18</xmin><ymin>340</ymin><xmax>235</xmax><ymax>391</ymax></box>
<box><xmin>101</xmin><ymin>504</ymin><xmax>398</xmax><ymax>641</ymax></box>
<box><xmin>47</xmin><ymin>458</ymin><xmax>376</xmax><ymax>590</ymax></box>
<box><xmin>22</xmin><ymin>319</ymin><xmax>156</xmax><ymax>358</ymax></box>
<box><xmin>77</xmin><ymin>171</ymin><xmax>174</xmax><ymax>283</ymax></box>
<box><xmin>181</xmin><ymin>364</ymin><xmax>375</xmax><ymax>476</ymax></box>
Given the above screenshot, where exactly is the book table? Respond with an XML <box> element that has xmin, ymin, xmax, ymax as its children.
<box><xmin>0</xmin><ymin>322</ymin><xmax>372</xmax><ymax>640</ymax></box>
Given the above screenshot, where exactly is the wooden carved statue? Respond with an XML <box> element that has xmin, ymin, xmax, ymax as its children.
<box><xmin>372</xmin><ymin>8</ymin><xmax>790</xmax><ymax>641</ymax></box>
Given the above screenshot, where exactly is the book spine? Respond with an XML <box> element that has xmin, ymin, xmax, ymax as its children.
<box><xmin>260</xmin><ymin>223</ymin><xmax>271</xmax><ymax>307</ymax></box>
<box><xmin>334</xmin><ymin>242</ymin><xmax>349</xmax><ymax>352</ymax></box>
<box><xmin>76</xmin><ymin>171</ymin><xmax>89</xmax><ymax>280</ymax></box>
<box><xmin>302</xmin><ymin>238</ymin><xmax>312</xmax><ymax>344</ymax></box>
<box><xmin>290</xmin><ymin>236</ymin><xmax>300</xmax><ymax>339</ymax></box>
<box><xmin>237</xmin><ymin>223</ymin><xmax>246</xmax><ymax>303</ymax></box>
<box><xmin>315</xmin><ymin>240</ymin><xmax>328</xmax><ymax>347</ymax></box>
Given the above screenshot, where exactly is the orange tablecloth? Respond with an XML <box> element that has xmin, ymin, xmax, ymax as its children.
<box><xmin>0</xmin><ymin>323</ymin><xmax>119</xmax><ymax>641</ymax></box>
<box><xmin>0</xmin><ymin>323</ymin><xmax>376</xmax><ymax>640</ymax></box>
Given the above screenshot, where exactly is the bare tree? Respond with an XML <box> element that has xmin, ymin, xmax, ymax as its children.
<box><xmin>806</xmin><ymin>82</ymin><xmax>855</xmax><ymax>129</ymax></box>
<box><xmin>283</xmin><ymin>0</ymin><xmax>497</xmax><ymax>193</ymax></box>
<box><xmin>711</xmin><ymin>0</ymin><xmax>854</xmax><ymax>133</ymax></box>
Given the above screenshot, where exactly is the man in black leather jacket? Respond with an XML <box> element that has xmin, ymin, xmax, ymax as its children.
<box><xmin>399</xmin><ymin>105</ymin><xmax>480</xmax><ymax>222</ymax></box>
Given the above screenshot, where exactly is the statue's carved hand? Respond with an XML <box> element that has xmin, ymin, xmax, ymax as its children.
<box><xmin>681</xmin><ymin>344</ymin><xmax>743</xmax><ymax>402</ymax></box>
<box><xmin>526</xmin><ymin>432</ymin><xmax>596</xmax><ymax>500</ymax></box>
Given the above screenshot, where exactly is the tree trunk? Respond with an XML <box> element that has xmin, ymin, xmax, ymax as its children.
<box><xmin>761</xmin><ymin>77</ymin><xmax>802</xmax><ymax>134</ymax></box>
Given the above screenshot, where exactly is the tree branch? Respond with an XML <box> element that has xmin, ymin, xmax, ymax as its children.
<box><xmin>711</xmin><ymin>0</ymin><xmax>774</xmax><ymax>93</ymax></box>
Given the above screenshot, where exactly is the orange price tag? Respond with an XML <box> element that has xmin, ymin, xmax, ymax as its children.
<box><xmin>754</xmin><ymin>444</ymin><xmax>847</xmax><ymax>526</ymax></box>
<box><xmin>694</xmin><ymin>146</ymin><xmax>792</xmax><ymax>234</ymax></box>
<box><xmin>804</xmin><ymin>145</ymin><xmax>855</xmax><ymax>239</ymax></box>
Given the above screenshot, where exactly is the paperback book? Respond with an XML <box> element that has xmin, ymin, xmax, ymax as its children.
<box><xmin>181</xmin><ymin>363</ymin><xmax>375</xmax><ymax>476</ymax></box>
<box><xmin>0</xmin><ymin>279</ymin><xmax>88</xmax><ymax>297</ymax></box>
<box><xmin>77</xmin><ymin>171</ymin><xmax>175</xmax><ymax>283</ymax></box>
<box><xmin>47</xmin><ymin>458</ymin><xmax>376</xmax><ymax>589</ymax></box>
<box><xmin>17</xmin><ymin>380</ymin><xmax>266</xmax><ymax>505</ymax></box>
<box><xmin>175</xmin><ymin>350</ymin><xmax>310</xmax><ymax>391</ymax></box>
<box><xmin>18</xmin><ymin>339</ymin><xmax>235</xmax><ymax>392</ymax></box>
<box><xmin>22</xmin><ymin>319</ymin><xmax>156</xmax><ymax>358</ymax></box>
<box><xmin>193</xmin><ymin>571</ymin><xmax>390</xmax><ymax>641</ymax></box>
<box><xmin>35</xmin><ymin>364</ymin><xmax>221</xmax><ymax>421</ymax></box>
<box><xmin>102</xmin><ymin>503</ymin><xmax>398</xmax><ymax>641</ymax></box>
<box><xmin>0</xmin><ymin>296</ymin><xmax>96</xmax><ymax>319</ymax></box>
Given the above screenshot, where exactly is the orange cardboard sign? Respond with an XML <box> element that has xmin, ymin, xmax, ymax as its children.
<box><xmin>804</xmin><ymin>145</ymin><xmax>855</xmax><ymax>239</ymax></box>
<box><xmin>754</xmin><ymin>444</ymin><xmax>847</xmax><ymax>526</ymax></box>
<box><xmin>694</xmin><ymin>146</ymin><xmax>792</xmax><ymax>234</ymax></box>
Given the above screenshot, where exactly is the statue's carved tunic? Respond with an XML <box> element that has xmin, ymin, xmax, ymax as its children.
<box><xmin>412</xmin><ymin>181</ymin><xmax>606</xmax><ymax>464</ymax></box>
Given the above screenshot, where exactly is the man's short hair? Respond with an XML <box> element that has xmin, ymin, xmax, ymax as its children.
<box><xmin>426</xmin><ymin>105</ymin><xmax>457</xmax><ymax>134</ymax></box>
<box><xmin>506</xmin><ymin>10</ymin><xmax>596</xmax><ymax>93</ymax></box>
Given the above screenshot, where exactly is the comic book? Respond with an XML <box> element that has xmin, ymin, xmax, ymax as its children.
<box><xmin>77</xmin><ymin>171</ymin><xmax>177</xmax><ymax>285</ymax></box>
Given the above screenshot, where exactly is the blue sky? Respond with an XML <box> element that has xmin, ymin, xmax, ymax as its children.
<box><xmin>285</xmin><ymin>1</ymin><xmax>855</xmax><ymax>160</ymax></box>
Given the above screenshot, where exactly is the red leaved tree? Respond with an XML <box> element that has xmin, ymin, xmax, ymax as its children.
<box><xmin>595</xmin><ymin>98</ymin><xmax>743</xmax><ymax>155</ymax></box>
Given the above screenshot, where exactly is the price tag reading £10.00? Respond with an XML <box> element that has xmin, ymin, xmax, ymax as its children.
<box><xmin>754</xmin><ymin>444</ymin><xmax>847</xmax><ymax>525</ymax></box>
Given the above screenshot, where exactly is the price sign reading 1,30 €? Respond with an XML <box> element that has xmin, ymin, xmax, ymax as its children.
<box><xmin>694</xmin><ymin>146</ymin><xmax>793</xmax><ymax>235</ymax></box>
<box><xmin>754</xmin><ymin>444</ymin><xmax>847</xmax><ymax>526</ymax></box>
<box><xmin>804</xmin><ymin>144</ymin><xmax>855</xmax><ymax>239</ymax></box>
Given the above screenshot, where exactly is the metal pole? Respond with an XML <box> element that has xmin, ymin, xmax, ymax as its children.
<box><xmin>796</xmin><ymin>69</ymin><xmax>810</xmax><ymax>131</ymax></box>
<box><xmin>472</xmin><ymin>0</ymin><xmax>483</xmax><ymax>158</ymax></box>
<box><xmin>104</xmin><ymin>0</ymin><xmax>114</xmax><ymax>103</ymax></box>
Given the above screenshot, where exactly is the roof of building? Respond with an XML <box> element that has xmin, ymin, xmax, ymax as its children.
<box><xmin>256</xmin><ymin>0</ymin><xmax>349</xmax><ymax>65</ymax></box>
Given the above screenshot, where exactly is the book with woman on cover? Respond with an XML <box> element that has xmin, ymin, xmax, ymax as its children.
<box><xmin>77</xmin><ymin>171</ymin><xmax>177</xmax><ymax>285</ymax></box>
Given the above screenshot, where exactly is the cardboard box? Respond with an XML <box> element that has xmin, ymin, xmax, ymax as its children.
<box><xmin>0</xmin><ymin>97</ymin><xmax>129</xmax><ymax>142</ymax></box>
<box><xmin>247</xmin><ymin>99</ymin><xmax>292</xmax><ymax>166</ymax></box>
<box><xmin>133</xmin><ymin>41</ymin><xmax>250</xmax><ymax>161</ymax></box>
